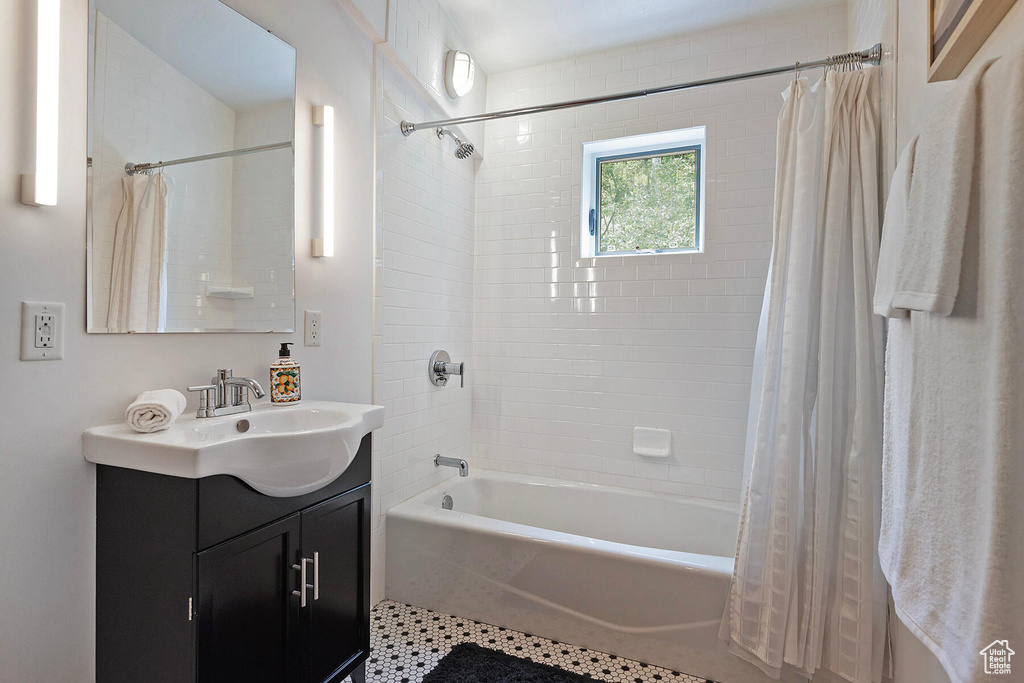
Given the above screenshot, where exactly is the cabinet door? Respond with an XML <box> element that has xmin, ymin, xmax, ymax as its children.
<box><xmin>196</xmin><ymin>514</ymin><xmax>302</xmax><ymax>683</ymax></box>
<box><xmin>300</xmin><ymin>484</ymin><xmax>370</xmax><ymax>683</ymax></box>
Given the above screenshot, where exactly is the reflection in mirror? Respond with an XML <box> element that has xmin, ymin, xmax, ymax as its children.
<box><xmin>87</xmin><ymin>0</ymin><xmax>296</xmax><ymax>333</ymax></box>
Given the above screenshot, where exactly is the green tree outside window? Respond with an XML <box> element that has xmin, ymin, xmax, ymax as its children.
<box><xmin>598</xmin><ymin>149</ymin><xmax>698</xmax><ymax>253</ymax></box>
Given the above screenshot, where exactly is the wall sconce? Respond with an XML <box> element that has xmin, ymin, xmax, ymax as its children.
<box><xmin>444</xmin><ymin>50</ymin><xmax>476</xmax><ymax>99</ymax></box>
<box><xmin>312</xmin><ymin>105</ymin><xmax>335</xmax><ymax>258</ymax></box>
<box><xmin>21</xmin><ymin>0</ymin><xmax>61</xmax><ymax>207</ymax></box>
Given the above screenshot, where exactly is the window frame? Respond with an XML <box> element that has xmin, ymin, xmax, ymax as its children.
<box><xmin>580</xmin><ymin>126</ymin><xmax>706</xmax><ymax>259</ymax></box>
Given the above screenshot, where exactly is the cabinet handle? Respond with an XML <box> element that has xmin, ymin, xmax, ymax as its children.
<box><xmin>313</xmin><ymin>551</ymin><xmax>319</xmax><ymax>601</ymax></box>
<box><xmin>291</xmin><ymin>558</ymin><xmax>314</xmax><ymax>607</ymax></box>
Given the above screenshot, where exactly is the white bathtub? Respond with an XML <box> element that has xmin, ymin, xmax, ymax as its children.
<box><xmin>386</xmin><ymin>471</ymin><xmax>780</xmax><ymax>683</ymax></box>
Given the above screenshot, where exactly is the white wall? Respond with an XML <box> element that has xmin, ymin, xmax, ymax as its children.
<box><xmin>348</xmin><ymin>0</ymin><xmax>387</xmax><ymax>41</ymax></box>
<box><xmin>471</xmin><ymin>5</ymin><xmax>847</xmax><ymax>502</ymax></box>
<box><xmin>0</xmin><ymin>0</ymin><xmax>374</xmax><ymax>680</ymax></box>
<box><xmin>896</xmin><ymin>0</ymin><xmax>1024</xmax><ymax>149</ymax></box>
<box><xmin>370</xmin><ymin>0</ymin><xmax>487</xmax><ymax>605</ymax></box>
<box><xmin>887</xmin><ymin>3</ymin><xmax>1024</xmax><ymax>682</ymax></box>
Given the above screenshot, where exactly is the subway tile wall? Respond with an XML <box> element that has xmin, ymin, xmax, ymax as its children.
<box><xmin>371</xmin><ymin>0</ymin><xmax>488</xmax><ymax>604</ymax></box>
<box><xmin>471</xmin><ymin>4</ymin><xmax>848</xmax><ymax>503</ymax></box>
<box><xmin>387</xmin><ymin>0</ymin><xmax>480</xmax><ymax>116</ymax></box>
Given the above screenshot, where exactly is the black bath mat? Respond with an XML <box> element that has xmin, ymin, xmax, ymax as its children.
<box><xmin>422</xmin><ymin>643</ymin><xmax>594</xmax><ymax>683</ymax></box>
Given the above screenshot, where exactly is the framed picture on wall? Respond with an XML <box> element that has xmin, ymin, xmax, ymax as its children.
<box><xmin>929</xmin><ymin>0</ymin><xmax>1018</xmax><ymax>81</ymax></box>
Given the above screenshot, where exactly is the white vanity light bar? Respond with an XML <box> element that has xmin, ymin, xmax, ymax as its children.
<box><xmin>312</xmin><ymin>105</ymin><xmax>335</xmax><ymax>258</ymax></box>
<box><xmin>21</xmin><ymin>0</ymin><xmax>60</xmax><ymax>207</ymax></box>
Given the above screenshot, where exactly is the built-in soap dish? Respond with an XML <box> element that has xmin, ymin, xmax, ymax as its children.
<box><xmin>633</xmin><ymin>426</ymin><xmax>671</xmax><ymax>458</ymax></box>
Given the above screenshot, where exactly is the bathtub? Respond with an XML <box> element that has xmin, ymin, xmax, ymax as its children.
<box><xmin>386</xmin><ymin>471</ymin><xmax>780</xmax><ymax>683</ymax></box>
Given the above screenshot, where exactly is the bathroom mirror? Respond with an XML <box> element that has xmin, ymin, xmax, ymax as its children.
<box><xmin>86</xmin><ymin>0</ymin><xmax>296</xmax><ymax>333</ymax></box>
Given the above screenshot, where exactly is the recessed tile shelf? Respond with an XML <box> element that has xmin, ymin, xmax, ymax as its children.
<box><xmin>364</xmin><ymin>600</ymin><xmax>708</xmax><ymax>683</ymax></box>
<box><xmin>205</xmin><ymin>285</ymin><xmax>255</xmax><ymax>299</ymax></box>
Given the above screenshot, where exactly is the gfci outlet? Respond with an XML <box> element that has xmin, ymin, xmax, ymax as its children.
<box><xmin>304</xmin><ymin>310</ymin><xmax>322</xmax><ymax>347</ymax></box>
<box><xmin>21</xmin><ymin>302</ymin><xmax>65</xmax><ymax>361</ymax></box>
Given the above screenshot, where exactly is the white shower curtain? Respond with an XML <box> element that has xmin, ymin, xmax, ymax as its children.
<box><xmin>721</xmin><ymin>69</ymin><xmax>888</xmax><ymax>683</ymax></box>
<box><xmin>107</xmin><ymin>173</ymin><xmax>168</xmax><ymax>333</ymax></box>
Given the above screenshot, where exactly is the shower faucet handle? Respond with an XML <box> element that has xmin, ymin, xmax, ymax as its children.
<box><xmin>429</xmin><ymin>350</ymin><xmax>464</xmax><ymax>388</ymax></box>
<box><xmin>437</xmin><ymin>361</ymin><xmax>464</xmax><ymax>388</ymax></box>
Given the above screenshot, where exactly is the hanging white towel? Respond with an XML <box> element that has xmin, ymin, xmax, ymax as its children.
<box><xmin>877</xmin><ymin>48</ymin><xmax>1024</xmax><ymax>683</ymax></box>
<box><xmin>885</xmin><ymin>59</ymin><xmax>995</xmax><ymax>315</ymax></box>
<box><xmin>125</xmin><ymin>389</ymin><xmax>187</xmax><ymax>433</ymax></box>
<box><xmin>873</xmin><ymin>136</ymin><xmax>917</xmax><ymax>318</ymax></box>
<box><xmin>107</xmin><ymin>173</ymin><xmax>168</xmax><ymax>333</ymax></box>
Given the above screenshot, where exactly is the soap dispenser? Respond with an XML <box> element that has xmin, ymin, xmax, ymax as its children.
<box><xmin>270</xmin><ymin>342</ymin><xmax>301</xmax><ymax>404</ymax></box>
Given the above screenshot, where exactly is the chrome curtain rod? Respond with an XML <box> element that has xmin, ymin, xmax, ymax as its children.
<box><xmin>401</xmin><ymin>43</ymin><xmax>882</xmax><ymax>136</ymax></box>
<box><xmin>125</xmin><ymin>140</ymin><xmax>292</xmax><ymax>176</ymax></box>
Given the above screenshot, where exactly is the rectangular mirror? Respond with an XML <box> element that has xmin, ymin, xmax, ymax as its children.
<box><xmin>87</xmin><ymin>0</ymin><xmax>296</xmax><ymax>333</ymax></box>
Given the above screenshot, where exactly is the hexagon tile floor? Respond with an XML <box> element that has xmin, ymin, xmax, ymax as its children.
<box><xmin>365</xmin><ymin>600</ymin><xmax>709</xmax><ymax>683</ymax></box>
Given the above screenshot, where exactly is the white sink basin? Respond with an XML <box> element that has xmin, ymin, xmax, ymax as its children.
<box><xmin>83</xmin><ymin>401</ymin><xmax>385</xmax><ymax>497</ymax></box>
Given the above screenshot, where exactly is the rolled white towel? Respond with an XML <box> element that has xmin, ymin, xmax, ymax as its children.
<box><xmin>125</xmin><ymin>389</ymin><xmax>187</xmax><ymax>433</ymax></box>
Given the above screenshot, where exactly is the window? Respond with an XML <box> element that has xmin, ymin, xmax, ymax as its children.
<box><xmin>581</xmin><ymin>127</ymin><xmax>705</xmax><ymax>258</ymax></box>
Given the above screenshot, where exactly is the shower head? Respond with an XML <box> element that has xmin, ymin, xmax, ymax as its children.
<box><xmin>436</xmin><ymin>128</ymin><xmax>475</xmax><ymax>159</ymax></box>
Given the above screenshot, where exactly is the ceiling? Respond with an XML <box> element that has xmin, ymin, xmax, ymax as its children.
<box><xmin>93</xmin><ymin>0</ymin><xmax>295</xmax><ymax>111</ymax></box>
<box><xmin>439</xmin><ymin>0</ymin><xmax>839</xmax><ymax>74</ymax></box>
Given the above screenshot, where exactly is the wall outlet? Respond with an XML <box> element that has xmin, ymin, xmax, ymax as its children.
<box><xmin>21</xmin><ymin>302</ymin><xmax>65</xmax><ymax>361</ymax></box>
<box><xmin>304</xmin><ymin>310</ymin><xmax>322</xmax><ymax>347</ymax></box>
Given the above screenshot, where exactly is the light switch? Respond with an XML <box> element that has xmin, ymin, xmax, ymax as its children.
<box><xmin>21</xmin><ymin>302</ymin><xmax>64</xmax><ymax>360</ymax></box>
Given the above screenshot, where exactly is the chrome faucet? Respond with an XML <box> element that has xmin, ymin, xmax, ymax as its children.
<box><xmin>188</xmin><ymin>368</ymin><xmax>266</xmax><ymax>418</ymax></box>
<box><xmin>435</xmin><ymin>454</ymin><xmax>469</xmax><ymax>477</ymax></box>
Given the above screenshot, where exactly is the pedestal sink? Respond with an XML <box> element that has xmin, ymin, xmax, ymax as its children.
<box><xmin>83</xmin><ymin>401</ymin><xmax>384</xmax><ymax>497</ymax></box>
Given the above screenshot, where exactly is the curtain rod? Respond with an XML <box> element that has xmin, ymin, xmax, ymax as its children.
<box><xmin>124</xmin><ymin>141</ymin><xmax>292</xmax><ymax>176</ymax></box>
<box><xmin>400</xmin><ymin>43</ymin><xmax>882</xmax><ymax>136</ymax></box>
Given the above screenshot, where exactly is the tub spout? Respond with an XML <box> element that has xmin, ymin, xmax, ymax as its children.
<box><xmin>435</xmin><ymin>454</ymin><xmax>468</xmax><ymax>477</ymax></box>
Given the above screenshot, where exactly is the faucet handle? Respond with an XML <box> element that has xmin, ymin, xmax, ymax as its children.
<box><xmin>187</xmin><ymin>384</ymin><xmax>217</xmax><ymax>417</ymax></box>
<box><xmin>428</xmin><ymin>350</ymin><xmax>466</xmax><ymax>388</ymax></box>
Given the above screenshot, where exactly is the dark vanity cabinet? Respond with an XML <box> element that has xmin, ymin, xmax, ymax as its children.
<box><xmin>96</xmin><ymin>434</ymin><xmax>372</xmax><ymax>683</ymax></box>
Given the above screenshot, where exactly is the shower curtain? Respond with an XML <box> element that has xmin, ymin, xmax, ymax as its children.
<box><xmin>721</xmin><ymin>69</ymin><xmax>888</xmax><ymax>683</ymax></box>
<box><xmin>107</xmin><ymin>173</ymin><xmax>168</xmax><ymax>333</ymax></box>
